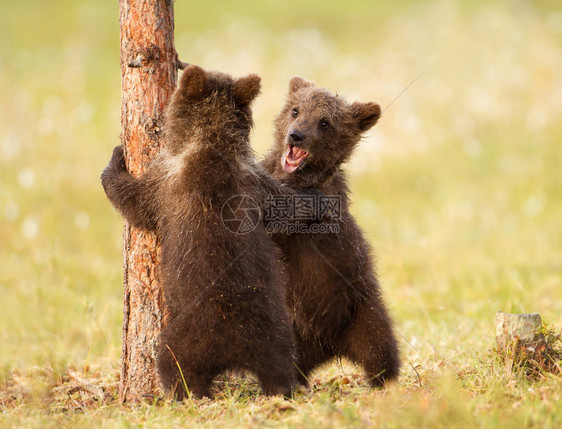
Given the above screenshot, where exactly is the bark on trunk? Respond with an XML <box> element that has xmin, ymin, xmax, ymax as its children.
<box><xmin>119</xmin><ymin>0</ymin><xmax>178</xmax><ymax>403</ymax></box>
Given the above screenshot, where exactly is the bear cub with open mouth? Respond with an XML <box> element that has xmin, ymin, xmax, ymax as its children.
<box><xmin>262</xmin><ymin>76</ymin><xmax>400</xmax><ymax>387</ymax></box>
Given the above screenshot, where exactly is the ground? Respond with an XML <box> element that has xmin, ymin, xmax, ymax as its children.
<box><xmin>0</xmin><ymin>0</ymin><xmax>561</xmax><ymax>427</ymax></box>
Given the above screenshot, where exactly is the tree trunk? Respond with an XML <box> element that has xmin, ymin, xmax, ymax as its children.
<box><xmin>119</xmin><ymin>0</ymin><xmax>178</xmax><ymax>403</ymax></box>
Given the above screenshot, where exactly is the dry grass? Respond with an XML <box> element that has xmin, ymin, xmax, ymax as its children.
<box><xmin>1</xmin><ymin>355</ymin><xmax>560</xmax><ymax>427</ymax></box>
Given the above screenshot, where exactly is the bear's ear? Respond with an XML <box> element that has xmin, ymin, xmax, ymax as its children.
<box><xmin>289</xmin><ymin>76</ymin><xmax>314</xmax><ymax>95</ymax></box>
<box><xmin>351</xmin><ymin>102</ymin><xmax>381</xmax><ymax>132</ymax></box>
<box><xmin>233</xmin><ymin>74</ymin><xmax>261</xmax><ymax>105</ymax></box>
<box><xmin>179</xmin><ymin>65</ymin><xmax>208</xmax><ymax>99</ymax></box>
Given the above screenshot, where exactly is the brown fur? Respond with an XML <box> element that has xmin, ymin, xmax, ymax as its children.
<box><xmin>261</xmin><ymin>76</ymin><xmax>400</xmax><ymax>387</ymax></box>
<box><xmin>101</xmin><ymin>65</ymin><xmax>297</xmax><ymax>399</ymax></box>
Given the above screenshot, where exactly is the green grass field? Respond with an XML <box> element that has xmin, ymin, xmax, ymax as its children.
<box><xmin>1</xmin><ymin>0</ymin><xmax>561</xmax><ymax>427</ymax></box>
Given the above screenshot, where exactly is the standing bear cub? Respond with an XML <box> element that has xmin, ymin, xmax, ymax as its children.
<box><xmin>101</xmin><ymin>65</ymin><xmax>297</xmax><ymax>399</ymax></box>
<box><xmin>262</xmin><ymin>77</ymin><xmax>400</xmax><ymax>387</ymax></box>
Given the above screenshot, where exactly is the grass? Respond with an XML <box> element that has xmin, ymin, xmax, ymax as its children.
<box><xmin>1</xmin><ymin>0</ymin><xmax>561</xmax><ymax>426</ymax></box>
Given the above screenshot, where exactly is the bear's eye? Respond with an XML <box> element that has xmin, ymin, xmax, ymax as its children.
<box><xmin>320</xmin><ymin>119</ymin><xmax>330</xmax><ymax>130</ymax></box>
<box><xmin>292</xmin><ymin>107</ymin><xmax>299</xmax><ymax>118</ymax></box>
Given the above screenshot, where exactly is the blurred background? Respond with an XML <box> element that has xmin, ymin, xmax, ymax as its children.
<box><xmin>0</xmin><ymin>0</ymin><xmax>561</xmax><ymax>381</ymax></box>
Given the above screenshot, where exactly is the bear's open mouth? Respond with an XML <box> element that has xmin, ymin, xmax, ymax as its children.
<box><xmin>282</xmin><ymin>145</ymin><xmax>309</xmax><ymax>173</ymax></box>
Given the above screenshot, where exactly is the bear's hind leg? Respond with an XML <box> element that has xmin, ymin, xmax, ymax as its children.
<box><xmin>293</xmin><ymin>330</ymin><xmax>334</xmax><ymax>387</ymax></box>
<box><xmin>157</xmin><ymin>352</ymin><xmax>215</xmax><ymax>399</ymax></box>
<box><xmin>341</xmin><ymin>302</ymin><xmax>400</xmax><ymax>387</ymax></box>
<box><xmin>252</xmin><ymin>348</ymin><xmax>297</xmax><ymax>397</ymax></box>
<box><xmin>157</xmin><ymin>320</ymin><xmax>221</xmax><ymax>399</ymax></box>
<box><xmin>244</xmin><ymin>322</ymin><xmax>298</xmax><ymax>396</ymax></box>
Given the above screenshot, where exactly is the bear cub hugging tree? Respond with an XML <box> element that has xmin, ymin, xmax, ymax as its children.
<box><xmin>101</xmin><ymin>65</ymin><xmax>297</xmax><ymax>399</ymax></box>
<box><xmin>262</xmin><ymin>76</ymin><xmax>400</xmax><ymax>387</ymax></box>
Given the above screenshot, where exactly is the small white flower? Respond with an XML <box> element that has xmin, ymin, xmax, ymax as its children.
<box><xmin>1</xmin><ymin>135</ymin><xmax>21</xmax><ymax>160</ymax></box>
<box><xmin>18</xmin><ymin>169</ymin><xmax>35</xmax><ymax>188</ymax></box>
<box><xmin>74</xmin><ymin>211</ymin><xmax>91</xmax><ymax>230</ymax></box>
<box><xmin>22</xmin><ymin>217</ymin><xmax>39</xmax><ymax>239</ymax></box>
<box><xmin>5</xmin><ymin>202</ymin><xmax>19</xmax><ymax>220</ymax></box>
<box><xmin>524</xmin><ymin>192</ymin><xmax>546</xmax><ymax>218</ymax></box>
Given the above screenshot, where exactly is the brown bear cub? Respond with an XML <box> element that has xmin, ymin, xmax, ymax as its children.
<box><xmin>261</xmin><ymin>77</ymin><xmax>400</xmax><ymax>387</ymax></box>
<box><xmin>101</xmin><ymin>65</ymin><xmax>297</xmax><ymax>399</ymax></box>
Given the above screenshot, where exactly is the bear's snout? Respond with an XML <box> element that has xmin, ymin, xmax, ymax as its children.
<box><xmin>289</xmin><ymin>129</ymin><xmax>306</xmax><ymax>143</ymax></box>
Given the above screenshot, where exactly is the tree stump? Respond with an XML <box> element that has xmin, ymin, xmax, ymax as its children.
<box><xmin>495</xmin><ymin>311</ymin><xmax>546</xmax><ymax>359</ymax></box>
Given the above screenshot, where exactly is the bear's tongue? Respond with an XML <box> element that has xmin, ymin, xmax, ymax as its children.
<box><xmin>282</xmin><ymin>145</ymin><xmax>308</xmax><ymax>173</ymax></box>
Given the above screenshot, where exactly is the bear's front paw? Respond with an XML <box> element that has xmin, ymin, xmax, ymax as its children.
<box><xmin>109</xmin><ymin>145</ymin><xmax>127</xmax><ymax>171</ymax></box>
<box><xmin>101</xmin><ymin>145</ymin><xmax>127</xmax><ymax>189</ymax></box>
